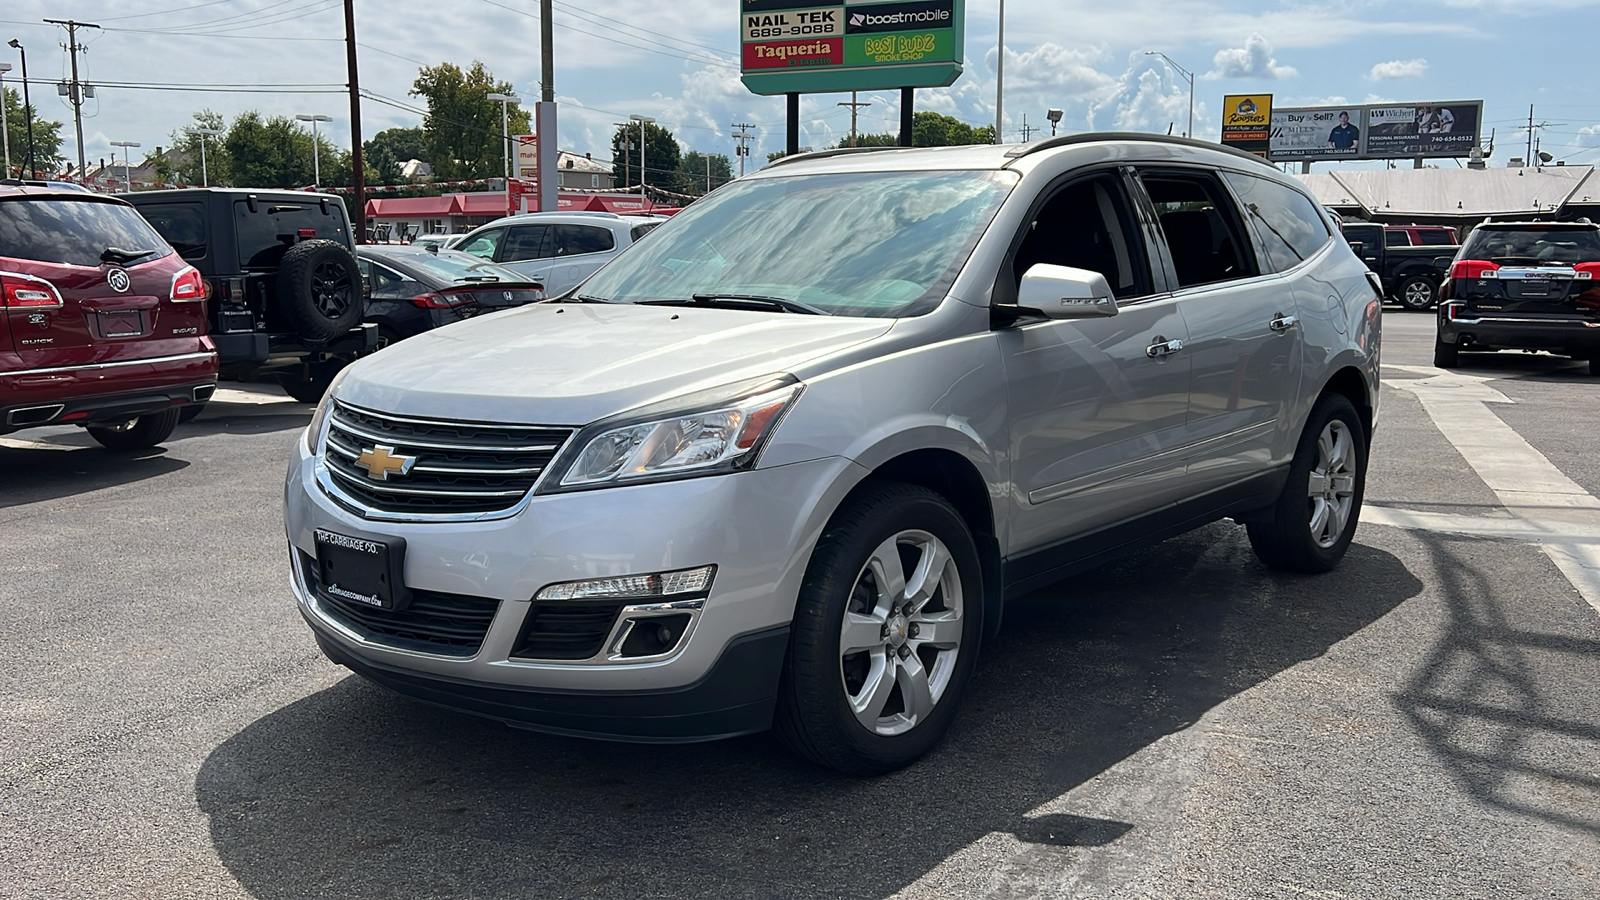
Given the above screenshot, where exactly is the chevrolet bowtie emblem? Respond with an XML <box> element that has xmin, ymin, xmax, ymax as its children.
<box><xmin>356</xmin><ymin>444</ymin><xmax>417</xmax><ymax>480</ymax></box>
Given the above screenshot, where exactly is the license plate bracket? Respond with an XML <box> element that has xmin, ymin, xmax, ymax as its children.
<box><xmin>96</xmin><ymin>310</ymin><xmax>149</xmax><ymax>338</ymax></box>
<box><xmin>314</xmin><ymin>528</ymin><xmax>410</xmax><ymax>611</ymax></box>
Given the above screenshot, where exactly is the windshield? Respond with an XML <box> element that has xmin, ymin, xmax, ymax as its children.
<box><xmin>389</xmin><ymin>250</ymin><xmax>529</xmax><ymax>283</ymax></box>
<box><xmin>0</xmin><ymin>198</ymin><xmax>173</xmax><ymax>268</ymax></box>
<box><xmin>578</xmin><ymin>170</ymin><xmax>1016</xmax><ymax>317</ymax></box>
<box><xmin>1464</xmin><ymin>227</ymin><xmax>1600</xmax><ymax>265</ymax></box>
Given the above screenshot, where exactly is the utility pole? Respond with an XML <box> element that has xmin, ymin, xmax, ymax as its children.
<box><xmin>43</xmin><ymin>19</ymin><xmax>99</xmax><ymax>181</ymax></box>
<box><xmin>342</xmin><ymin>0</ymin><xmax>366</xmax><ymax>241</ymax></box>
<box><xmin>615</xmin><ymin>122</ymin><xmax>632</xmax><ymax>187</ymax></box>
<box><xmin>731</xmin><ymin>122</ymin><xmax>755</xmax><ymax>177</ymax></box>
<box><xmin>837</xmin><ymin>92</ymin><xmax>871</xmax><ymax>147</ymax></box>
<box><xmin>536</xmin><ymin>0</ymin><xmax>557</xmax><ymax>214</ymax></box>
<box><xmin>0</xmin><ymin>62</ymin><xmax>11</xmax><ymax>177</ymax></box>
<box><xmin>1018</xmin><ymin>114</ymin><xmax>1038</xmax><ymax>142</ymax></box>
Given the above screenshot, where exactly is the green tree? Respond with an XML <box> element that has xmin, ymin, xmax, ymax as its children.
<box><xmin>834</xmin><ymin>132</ymin><xmax>901</xmax><ymax>148</ymax></box>
<box><xmin>224</xmin><ymin>111</ymin><xmax>343</xmax><ymax>189</ymax></box>
<box><xmin>678</xmin><ymin>150</ymin><xmax>732</xmax><ymax>195</ymax></box>
<box><xmin>157</xmin><ymin>110</ymin><xmax>230</xmax><ymax>186</ymax></box>
<box><xmin>834</xmin><ymin>114</ymin><xmax>996</xmax><ymax>150</ymax></box>
<box><xmin>410</xmin><ymin>62</ymin><xmax>530</xmax><ymax>181</ymax></box>
<box><xmin>612</xmin><ymin>121</ymin><xmax>683</xmax><ymax>193</ymax></box>
<box><xmin>363</xmin><ymin>126</ymin><xmax>425</xmax><ymax>185</ymax></box>
<box><xmin>3</xmin><ymin>86</ymin><xmax>66</xmax><ymax>178</ymax></box>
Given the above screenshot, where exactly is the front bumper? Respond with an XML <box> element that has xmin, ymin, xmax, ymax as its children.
<box><xmin>285</xmin><ymin>439</ymin><xmax>863</xmax><ymax>736</ymax></box>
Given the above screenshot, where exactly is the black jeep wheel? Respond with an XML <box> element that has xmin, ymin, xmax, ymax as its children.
<box><xmin>277</xmin><ymin>240</ymin><xmax>362</xmax><ymax>342</ymax></box>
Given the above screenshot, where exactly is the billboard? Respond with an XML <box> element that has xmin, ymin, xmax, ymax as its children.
<box><xmin>1220</xmin><ymin>94</ymin><xmax>1272</xmax><ymax>157</ymax></box>
<box><xmin>1264</xmin><ymin>101</ymin><xmax>1483</xmax><ymax>162</ymax></box>
<box><xmin>740</xmin><ymin>0</ymin><xmax>964</xmax><ymax>96</ymax></box>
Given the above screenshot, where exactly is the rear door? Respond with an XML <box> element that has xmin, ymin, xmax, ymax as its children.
<box><xmin>547</xmin><ymin>223</ymin><xmax>619</xmax><ymax>293</ymax></box>
<box><xmin>0</xmin><ymin>195</ymin><xmax>200</xmax><ymax>370</ymax></box>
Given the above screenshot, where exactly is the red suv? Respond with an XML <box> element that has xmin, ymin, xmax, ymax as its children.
<box><xmin>0</xmin><ymin>184</ymin><xmax>217</xmax><ymax>449</ymax></box>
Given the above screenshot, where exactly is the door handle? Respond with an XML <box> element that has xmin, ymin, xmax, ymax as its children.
<box><xmin>1269</xmin><ymin>313</ymin><xmax>1299</xmax><ymax>332</ymax></box>
<box><xmin>1145</xmin><ymin>337</ymin><xmax>1185</xmax><ymax>358</ymax></box>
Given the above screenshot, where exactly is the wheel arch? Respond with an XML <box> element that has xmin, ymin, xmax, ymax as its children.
<box><xmin>1320</xmin><ymin>365</ymin><xmax>1373</xmax><ymax>441</ymax></box>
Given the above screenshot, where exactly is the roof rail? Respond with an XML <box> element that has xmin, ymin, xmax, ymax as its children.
<box><xmin>1004</xmin><ymin>132</ymin><xmax>1277</xmax><ymax>169</ymax></box>
<box><xmin>764</xmin><ymin>145</ymin><xmax>904</xmax><ymax>169</ymax></box>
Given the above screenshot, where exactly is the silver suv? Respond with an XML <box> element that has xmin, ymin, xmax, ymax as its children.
<box><xmin>285</xmin><ymin>135</ymin><xmax>1381</xmax><ymax>774</ymax></box>
<box><xmin>452</xmin><ymin>211</ymin><xmax>662</xmax><ymax>297</ymax></box>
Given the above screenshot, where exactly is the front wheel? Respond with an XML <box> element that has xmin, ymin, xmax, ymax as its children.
<box><xmin>1247</xmin><ymin>394</ymin><xmax>1367</xmax><ymax>573</ymax></box>
<box><xmin>87</xmin><ymin>408</ymin><xmax>181</xmax><ymax>451</ymax></box>
<box><xmin>1398</xmin><ymin>276</ymin><xmax>1437</xmax><ymax>311</ymax></box>
<box><xmin>776</xmin><ymin>483</ymin><xmax>983</xmax><ymax>775</ymax></box>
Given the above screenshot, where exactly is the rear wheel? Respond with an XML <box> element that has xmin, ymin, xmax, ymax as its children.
<box><xmin>87</xmin><ymin>408</ymin><xmax>181</xmax><ymax>451</ymax></box>
<box><xmin>1398</xmin><ymin>276</ymin><xmax>1437</xmax><ymax>311</ymax></box>
<box><xmin>1247</xmin><ymin>394</ymin><xmax>1367</xmax><ymax>574</ymax></box>
<box><xmin>178</xmin><ymin>403</ymin><xmax>206</xmax><ymax>424</ymax></box>
<box><xmin>1433</xmin><ymin>336</ymin><xmax>1460</xmax><ymax>368</ymax></box>
<box><xmin>776</xmin><ymin>483</ymin><xmax>983</xmax><ymax>775</ymax></box>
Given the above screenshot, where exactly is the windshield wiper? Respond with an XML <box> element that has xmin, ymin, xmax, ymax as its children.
<box><xmin>638</xmin><ymin>293</ymin><xmax>828</xmax><ymax>315</ymax></box>
<box><xmin>102</xmin><ymin>246</ymin><xmax>156</xmax><ymax>265</ymax></box>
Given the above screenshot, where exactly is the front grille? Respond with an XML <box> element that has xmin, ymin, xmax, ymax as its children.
<box><xmin>320</xmin><ymin>402</ymin><xmax>572</xmax><ymax>517</ymax></box>
<box><xmin>510</xmin><ymin>601</ymin><xmax>627</xmax><ymax>660</ymax></box>
<box><xmin>300</xmin><ymin>551</ymin><xmax>499</xmax><ymax>656</ymax></box>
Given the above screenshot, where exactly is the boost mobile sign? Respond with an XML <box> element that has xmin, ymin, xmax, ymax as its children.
<box><xmin>741</xmin><ymin>0</ymin><xmax>964</xmax><ymax>96</ymax></box>
<box><xmin>1266</xmin><ymin>101</ymin><xmax>1484</xmax><ymax>162</ymax></box>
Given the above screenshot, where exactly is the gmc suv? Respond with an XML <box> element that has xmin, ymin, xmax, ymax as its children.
<box><xmin>128</xmin><ymin>188</ymin><xmax>376</xmax><ymax>403</ymax></box>
<box><xmin>0</xmin><ymin>183</ymin><xmax>217</xmax><ymax>449</ymax></box>
<box><xmin>285</xmin><ymin>136</ymin><xmax>1382</xmax><ymax>774</ymax></box>
<box><xmin>1435</xmin><ymin>219</ymin><xmax>1600</xmax><ymax>372</ymax></box>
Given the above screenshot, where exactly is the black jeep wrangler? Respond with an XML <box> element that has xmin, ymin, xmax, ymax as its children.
<box><xmin>127</xmin><ymin>188</ymin><xmax>376</xmax><ymax>405</ymax></box>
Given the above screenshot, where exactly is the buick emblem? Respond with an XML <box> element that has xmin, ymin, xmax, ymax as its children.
<box><xmin>106</xmin><ymin>268</ymin><xmax>131</xmax><ymax>293</ymax></box>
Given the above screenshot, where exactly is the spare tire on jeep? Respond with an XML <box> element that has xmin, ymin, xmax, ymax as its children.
<box><xmin>277</xmin><ymin>239</ymin><xmax>362</xmax><ymax>342</ymax></box>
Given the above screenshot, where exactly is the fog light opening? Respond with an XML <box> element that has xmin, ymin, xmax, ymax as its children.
<box><xmin>617</xmin><ymin>613</ymin><xmax>692</xmax><ymax>658</ymax></box>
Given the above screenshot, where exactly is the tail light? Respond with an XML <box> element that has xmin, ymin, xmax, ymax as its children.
<box><xmin>1449</xmin><ymin>260</ymin><xmax>1499</xmax><ymax>280</ymax></box>
<box><xmin>170</xmin><ymin>266</ymin><xmax>207</xmax><ymax>302</ymax></box>
<box><xmin>297</xmin><ymin>228</ymin><xmax>318</xmax><ymax>239</ymax></box>
<box><xmin>1574</xmin><ymin>262</ymin><xmax>1600</xmax><ymax>281</ymax></box>
<box><xmin>0</xmin><ymin>273</ymin><xmax>65</xmax><ymax>309</ymax></box>
<box><xmin>410</xmin><ymin>287</ymin><xmax>482</xmax><ymax>309</ymax></box>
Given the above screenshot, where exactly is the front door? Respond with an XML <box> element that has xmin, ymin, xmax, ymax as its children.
<box><xmin>997</xmin><ymin>172</ymin><xmax>1193</xmax><ymax>554</ymax></box>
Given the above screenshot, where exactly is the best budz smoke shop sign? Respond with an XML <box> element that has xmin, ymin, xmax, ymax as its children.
<box><xmin>741</xmin><ymin>0</ymin><xmax>964</xmax><ymax>95</ymax></box>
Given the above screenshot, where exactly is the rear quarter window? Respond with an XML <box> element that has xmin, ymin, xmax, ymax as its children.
<box><xmin>0</xmin><ymin>198</ymin><xmax>174</xmax><ymax>268</ymax></box>
<box><xmin>553</xmin><ymin>224</ymin><xmax>615</xmax><ymax>256</ymax></box>
<box><xmin>1222</xmin><ymin>172</ymin><xmax>1331</xmax><ymax>273</ymax></box>
<box><xmin>135</xmin><ymin>202</ymin><xmax>208</xmax><ymax>261</ymax></box>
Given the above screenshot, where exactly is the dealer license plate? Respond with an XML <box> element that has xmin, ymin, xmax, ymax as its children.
<box><xmin>315</xmin><ymin>529</ymin><xmax>402</xmax><ymax>610</ymax></box>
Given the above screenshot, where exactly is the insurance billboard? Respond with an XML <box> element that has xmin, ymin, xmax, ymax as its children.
<box><xmin>1265</xmin><ymin>101</ymin><xmax>1483</xmax><ymax>162</ymax></box>
<box><xmin>740</xmin><ymin>0</ymin><xmax>964</xmax><ymax>96</ymax></box>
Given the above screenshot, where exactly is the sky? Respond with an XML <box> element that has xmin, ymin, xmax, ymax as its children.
<box><xmin>2</xmin><ymin>0</ymin><xmax>1598</xmax><ymax>178</ymax></box>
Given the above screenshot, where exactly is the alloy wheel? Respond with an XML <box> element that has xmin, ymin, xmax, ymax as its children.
<box><xmin>838</xmin><ymin>529</ymin><xmax>964</xmax><ymax>736</ymax></box>
<box><xmin>311</xmin><ymin>262</ymin><xmax>352</xmax><ymax>318</ymax></box>
<box><xmin>1307</xmin><ymin>420</ymin><xmax>1357</xmax><ymax>548</ymax></box>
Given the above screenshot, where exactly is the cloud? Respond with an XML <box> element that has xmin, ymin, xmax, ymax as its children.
<box><xmin>1367</xmin><ymin>59</ymin><xmax>1429</xmax><ymax>80</ymax></box>
<box><xmin>1090</xmin><ymin>54</ymin><xmax>1208</xmax><ymax>138</ymax></box>
<box><xmin>1207</xmin><ymin>34</ymin><xmax>1297</xmax><ymax>79</ymax></box>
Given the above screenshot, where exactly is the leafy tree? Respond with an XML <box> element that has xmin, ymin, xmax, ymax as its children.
<box><xmin>223</xmin><ymin>111</ymin><xmax>344</xmax><ymax>189</ymax></box>
<box><xmin>410</xmin><ymin>62</ymin><xmax>530</xmax><ymax>181</ymax></box>
<box><xmin>3</xmin><ymin>86</ymin><xmax>66</xmax><ymax>178</ymax></box>
<box><xmin>678</xmin><ymin>150</ymin><xmax>732</xmax><ymax>195</ymax></box>
<box><xmin>611</xmin><ymin>121</ymin><xmax>683</xmax><ymax>193</ymax></box>
<box><xmin>157</xmin><ymin>110</ymin><xmax>230</xmax><ymax>186</ymax></box>
<box><xmin>834</xmin><ymin>132</ymin><xmax>900</xmax><ymax>148</ymax></box>
<box><xmin>368</xmin><ymin>126</ymin><xmax>426</xmax><ymax>164</ymax></box>
<box><xmin>833</xmin><ymin>114</ymin><xmax>996</xmax><ymax>150</ymax></box>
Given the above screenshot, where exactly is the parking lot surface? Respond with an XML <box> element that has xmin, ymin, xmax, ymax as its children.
<box><xmin>2</xmin><ymin>312</ymin><xmax>1597</xmax><ymax>898</ymax></box>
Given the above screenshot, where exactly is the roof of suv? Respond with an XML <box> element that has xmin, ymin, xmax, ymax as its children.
<box><xmin>1473</xmin><ymin>219</ymin><xmax>1598</xmax><ymax>230</ymax></box>
<box><xmin>127</xmin><ymin>187</ymin><xmax>346</xmax><ymax>203</ymax></box>
<box><xmin>475</xmin><ymin>211</ymin><xmax>662</xmax><ymax>228</ymax></box>
<box><xmin>758</xmin><ymin>133</ymin><xmax>1279</xmax><ymax>178</ymax></box>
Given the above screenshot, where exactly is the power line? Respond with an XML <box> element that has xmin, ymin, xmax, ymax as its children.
<box><xmin>98</xmin><ymin>0</ymin><xmax>249</xmax><ymax>22</ymax></box>
<box><xmin>475</xmin><ymin>0</ymin><xmax>737</xmax><ymax>70</ymax></box>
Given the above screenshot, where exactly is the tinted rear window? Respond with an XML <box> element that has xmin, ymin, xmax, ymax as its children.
<box><xmin>0</xmin><ymin>198</ymin><xmax>174</xmax><ymax>268</ymax></box>
<box><xmin>136</xmin><ymin>202</ymin><xmax>208</xmax><ymax>261</ymax></box>
<box><xmin>1463</xmin><ymin>227</ymin><xmax>1600</xmax><ymax>264</ymax></box>
<box><xmin>553</xmin><ymin>224</ymin><xmax>614</xmax><ymax>255</ymax></box>
<box><xmin>630</xmin><ymin>222</ymin><xmax>661</xmax><ymax>242</ymax></box>
<box><xmin>234</xmin><ymin>199</ymin><xmax>349</xmax><ymax>268</ymax></box>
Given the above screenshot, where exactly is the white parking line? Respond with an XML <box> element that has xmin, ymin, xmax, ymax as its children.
<box><xmin>1372</xmin><ymin>368</ymin><xmax>1600</xmax><ymax>617</ymax></box>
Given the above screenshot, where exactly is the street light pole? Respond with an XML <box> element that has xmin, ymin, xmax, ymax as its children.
<box><xmin>487</xmin><ymin>93</ymin><xmax>517</xmax><ymax>217</ymax></box>
<box><xmin>110</xmin><ymin>140</ymin><xmax>140</xmax><ymax>193</ymax></box>
<box><xmin>187</xmin><ymin>126</ymin><xmax>222</xmax><ymax>186</ymax></box>
<box><xmin>296</xmin><ymin>114</ymin><xmax>332</xmax><ymax>188</ymax></box>
<box><xmin>995</xmin><ymin>0</ymin><xmax>1004</xmax><ymax>143</ymax></box>
<box><xmin>1144</xmin><ymin>51</ymin><xmax>1194</xmax><ymax>139</ymax></box>
<box><xmin>8</xmin><ymin>40</ymin><xmax>35</xmax><ymax>178</ymax></box>
<box><xmin>0</xmin><ymin>62</ymin><xmax>11</xmax><ymax>177</ymax></box>
<box><xmin>629</xmin><ymin>114</ymin><xmax>654</xmax><ymax>208</ymax></box>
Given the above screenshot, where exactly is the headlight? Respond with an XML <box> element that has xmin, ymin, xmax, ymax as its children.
<box><xmin>548</xmin><ymin>374</ymin><xmax>802</xmax><ymax>490</ymax></box>
<box><xmin>304</xmin><ymin>367</ymin><xmax>352</xmax><ymax>454</ymax></box>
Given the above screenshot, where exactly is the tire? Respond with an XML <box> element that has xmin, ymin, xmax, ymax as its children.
<box><xmin>1246</xmin><ymin>394</ymin><xmax>1367</xmax><ymax>574</ymax></box>
<box><xmin>178</xmin><ymin>403</ymin><xmax>206</xmax><ymax>424</ymax></box>
<box><xmin>1589</xmin><ymin>357</ymin><xmax>1600</xmax><ymax>377</ymax></box>
<box><xmin>1397</xmin><ymin>276</ymin><xmax>1437</xmax><ymax>311</ymax></box>
<box><xmin>1433</xmin><ymin>336</ymin><xmax>1460</xmax><ymax>368</ymax></box>
<box><xmin>375</xmin><ymin>325</ymin><xmax>404</xmax><ymax>351</ymax></box>
<box><xmin>87</xmin><ymin>408</ymin><xmax>181</xmax><ymax>451</ymax></box>
<box><xmin>277</xmin><ymin>240</ymin><xmax>362</xmax><ymax>342</ymax></box>
<box><xmin>776</xmin><ymin>483</ymin><xmax>984</xmax><ymax>775</ymax></box>
<box><xmin>276</xmin><ymin>360</ymin><xmax>344</xmax><ymax>404</ymax></box>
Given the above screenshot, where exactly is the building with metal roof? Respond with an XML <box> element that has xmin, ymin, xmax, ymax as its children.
<box><xmin>1295</xmin><ymin>164</ymin><xmax>1598</xmax><ymax>229</ymax></box>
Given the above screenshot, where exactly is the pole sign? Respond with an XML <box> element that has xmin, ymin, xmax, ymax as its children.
<box><xmin>514</xmin><ymin>134</ymin><xmax>537</xmax><ymax>178</ymax></box>
<box><xmin>1219</xmin><ymin>94</ymin><xmax>1272</xmax><ymax>157</ymax></box>
<box><xmin>740</xmin><ymin>0</ymin><xmax>964</xmax><ymax>95</ymax></box>
<box><xmin>1265</xmin><ymin>100</ymin><xmax>1483</xmax><ymax>162</ymax></box>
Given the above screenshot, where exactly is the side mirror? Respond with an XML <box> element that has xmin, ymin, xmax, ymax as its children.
<box><xmin>1433</xmin><ymin>256</ymin><xmax>1454</xmax><ymax>270</ymax></box>
<box><xmin>1347</xmin><ymin>240</ymin><xmax>1366</xmax><ymax>256</ymax></box>
<box><xmin>1015</xmin><ymin>264</ymin><xmax>1118</xmax><ymax>319</ymax></box>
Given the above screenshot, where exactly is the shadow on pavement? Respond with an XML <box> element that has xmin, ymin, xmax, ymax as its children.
<box><xmin>0</xmin><ymin>443</ymin><xmax>189</xmax><ymax>510</ymax></box>
<box><xmin>197</xmin><ymin>526</ymin><xmax>1421</xmax><ymax>899</ymax></box>
<box><xmin>1442</xmin><ymin>352</ymin><xmax>1593</xmax><ymax>382</ymax></box>
<box><xmin>1395</xmin><ymin>533</ymin><xmax>1600</xmax><ymax>836</ymax></box>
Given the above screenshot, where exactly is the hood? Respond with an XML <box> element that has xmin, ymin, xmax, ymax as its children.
<box><xmin>337</xmin><ymin>302</ymin><xmax>895</xmax><ymax>425</ymax></box>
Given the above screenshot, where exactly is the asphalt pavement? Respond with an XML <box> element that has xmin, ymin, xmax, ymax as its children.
<box><xmin>1</xmin><ymin>310</ymin><xmax>1596</xmax><ymax>899</ymax></box>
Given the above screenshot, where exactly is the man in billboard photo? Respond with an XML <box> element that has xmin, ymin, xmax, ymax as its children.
<box><xmin>1327</xmin><ymin>111</ymin><xmax>1361</xmax><ymax>152</ymax></box>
